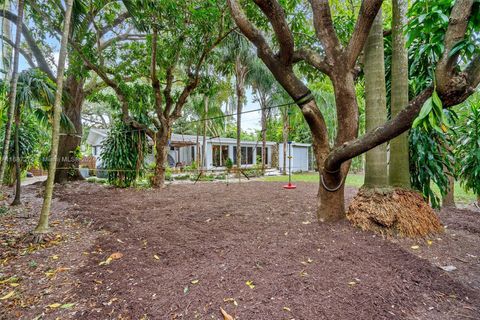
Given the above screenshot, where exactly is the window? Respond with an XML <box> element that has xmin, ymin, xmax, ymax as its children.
<box><xmin>256</xmin><ymin>147</ymin><xmax>268</xmax><ymax>165</ymax></box>
<box><xmin>234</xmin><ymin>146</ymin><xmax>253</xmax><ymax>165</ymax></box>
<box><xmin>212</xmin><ymin>145</ymin><xmax>230</xmax><ymax>167</ymax></box>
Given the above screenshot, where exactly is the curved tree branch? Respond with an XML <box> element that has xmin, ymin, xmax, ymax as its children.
<box><xmin>346</xmin><ymin>0</ymin><xmax>384</xmax><ymax>69</ymax></box>
<box><xmin>293</xmin><ymin>48</ymin><xmax>331</xmax><ymax>75</ymax></box>
<box><xmin>436</xmin><ymin>0</ymin><xmax>474</xmax><ymax>94</ymax></box>
<box><xmin>253</xmin><ymin>0</ymin><xmax>294</xmax><ymax>65</ymax></box>
<box><xmin>0</xmin><ymin>35</ymin><xmax>35</xmax><ymax>68</ymax></box>
<box><xmin>0</xmin><ymin>10</ymin><xmax>55</xmax><ymax>80</ymax></box>
<box><xmin>309</xmin><ymin>0</ymin><xmax>341</xmax><ymax>59</ymax></box>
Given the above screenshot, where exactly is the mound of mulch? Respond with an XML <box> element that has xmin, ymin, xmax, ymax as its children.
<box><xmin>347</xmin><ymin>187</ymin><xmax>443</xmax><ymax>237</ymax></box>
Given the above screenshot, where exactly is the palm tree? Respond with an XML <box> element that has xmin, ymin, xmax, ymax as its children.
<box><xmin>0</xmin><ymin>0</ymin><xmax>24</xmax><ymax>184</ymax></box>
<box><xmin>389</xmin><ymin>0</ymin><xmax>410</xmax><ymax>188</ymax></box>
<box><xmin>249</xmin><ymin>59</ymin><xmax>276</xmax><ymax>173</ymax></box>
<box><xmin>364</xmin><ymin>9</ymin><xmax>388</xmax><ymax>187</ymax></box>
<box><xmin>34</xmin><ymin>0</ymin><xmax>74</xmax><ymax>240</ymax></box>
<box><xmin>218</xmin><ymin>32</ymin><xmax>255</xmax><ymax>177</ymax></box>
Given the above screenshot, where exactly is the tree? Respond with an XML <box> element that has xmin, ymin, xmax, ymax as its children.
<box><xmin>389</xmin><ymin>0</ymin><xmax>410</xmax><ymax>187</ymax></box>
<box><xmin>33</xmin><ymin>0</ymin><xmax>74</xmax><ymax>239</ymax></box>
<box><xmin>0</xmin><ymin>0</ymin><xmax>23</xmax><ymax>185</ymax></box>
<box><xmin>228</xmin><ymin>0</ymin><xmax>480</xmax><ymax>221</ymax></box>
<box><xmin>249</xmin><ymin>59</ymin><xmax>277</xmax><ymax>173</ymax></box>
<box><xmin>218</xmin><ymin>32</ymin><xmax>255</xmax><ymax>175</ymax></box>
<box><xmin>75</xmin><ymin>0</ymin><xmax>232</xmax><ymax>187</ymax></box>
<box><xmin>1</xmin><ymin>0</ymin><xmax>135</xmax><ymax>183</ymax></box>
<box><xmin>455</xmin><ymin>93</ymin><xmax>480</xmax><ymax>206</ymax></box>
<box><xmin>363</xmin><ymin>8</ymin><xmax>387</xmax><ymax>187</ymax></box>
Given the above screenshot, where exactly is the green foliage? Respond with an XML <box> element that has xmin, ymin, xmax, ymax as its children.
<box><xmin>409</xmin><ymin>127</ymin><xmax>453</xmax><ymax>208</ymax></box>
<box><xmin>412</xmin><ymin>90</ymin><xmax>449</xmax><ymax>134</ymax></box>
<box><xmin>100</xmin><ymin>121</ymin><xmax>148</xmax><ymax>188</ymax></box>
<box><xmin>454</xmin><ymin>95</ymin><xmax>480</xmax><ymax>198</ymax></box>
<box><xmin>225</xmin><ymin>157</ymin><xmax>233</xmax><ymax>172</ymax></box>
<box><xmin>0</xmin><ymin>116</ymin><xmax>44</xmax><ymax>184</ymax></box>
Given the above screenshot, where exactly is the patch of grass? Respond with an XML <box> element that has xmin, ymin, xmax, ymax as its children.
<box><xmin>262</xmin><ymin>172</ymin><xmax>477</xmax><ymax>204</ymax></box>
<box><xmin>0</xmin><ymin>205</ymin><xmax>10</xmax><ymax>216</ymax></box>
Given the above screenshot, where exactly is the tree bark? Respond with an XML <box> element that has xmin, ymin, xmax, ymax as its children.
<box><xmin>235</xmin><ymin>57</ymin><xmax>246</xmax><ymax>178</ymax></box>
<box><xmin>54</xmin><ymin>76</ymin><xmax>85</xmax><ymax>183</ymax></box>
<box><xmin>202</xmin><ymin>95</ymin><xmax>208</xmax><ymax>171</ymax></box>
<box><xmin>2</xmin><ymin>0</ymin><xmax>12</xmax><ymax>78</ymax></box>
<box><xmin>151</xmin><ymin>129</ymin><xmax>169</xmax><ymax>188</ymax></box>
<box><xmin>442</xmin><ymin>174</ymin><xmax>455</xmax><ymax>208</ymax></box>
<box><xmin>389</xmin><ymin>0</ymin><xmax>410</xmax><ymax>188</ymax></box>
<box><xmin>261</xmin><ymin>102</ymin><xmax>267</xmax><ymax>173</ymax></box>
<box><xmin>363</xmin><ymin>9</ymin><xmax>388</xmax><ymax>187</ymax></box>
<box><xmin>11</xmin><ymin>103</ymin><xmax>21</xmax><ymax>205</ymax></box>
<box><xmin>34</xmin><ymin>0</ymin><xmax>74</xmax><ymax>236</ymax></box>
<box><xmin>0</xmin><ymin>0</ymin><xmax>23</xmax><ymax>184</ymax></box>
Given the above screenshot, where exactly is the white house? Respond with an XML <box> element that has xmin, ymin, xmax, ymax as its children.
<box><xmin>278</xmin><ymin>142</ymin><xmax>312</xmax><ymax>172</ymax></box>
<box><xmin>87</xmin><ymin>129</ymin><xmax>277</xmax><ymax>169</ymax></box>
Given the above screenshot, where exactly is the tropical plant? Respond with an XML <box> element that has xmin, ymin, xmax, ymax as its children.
<box><xmin>455</xmin><ymin>95</ymin><xmax>480</xmax><ymax>204</ymax></box>
<box><xmin>100</xmin><ymin>120</ymin><xmax>148</xmax><ymax>188</ymax></box>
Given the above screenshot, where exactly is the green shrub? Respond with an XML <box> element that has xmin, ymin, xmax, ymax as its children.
<box><xmin>100</xmin><ymin>121</ymin><xmax>147</xmax><ymax>188</ymax></box>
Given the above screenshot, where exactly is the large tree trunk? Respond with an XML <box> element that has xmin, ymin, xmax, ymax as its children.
<box><xmin>151</xmin><ymin>129</ymin><xmax>169</xmax><ymax>188</ymax></box>
<box><xmin>363</xmin><ymin>9</ymin><xmax>388</xmax><ymax>187</ymax></box>
<box><xmin>0</xmin><ymin>0</ymin><xmax>23</xmax><ymax>184</ymax></box>
<box><xmin>11</xmin><ymin>104</ymin><xmax>21</xmax><ymax>205</ymax></box>
<box><xmin>34</xmin><ymin>0</ymin><xmax>74</xmax><ymax>237</ymax></box>
<box><xmin>389</xmin><ymin>0</ymin><xmax>410</xmax><ymax>187</ymax></box>
<box><xmin>54</xmin><ymin>76</ymin><xmax>85</xmax><ymax>183</ymax></box>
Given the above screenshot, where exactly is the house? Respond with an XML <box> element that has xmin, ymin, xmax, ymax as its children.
<box><xmin>86</xmin><ymin>128</ymin><xmax>312</xmax><ymax>172</ymax></box>
<box><xmin>278</xmin><ymin>142</ymin><xmax>313</xmax><ymax>172</ymax></box>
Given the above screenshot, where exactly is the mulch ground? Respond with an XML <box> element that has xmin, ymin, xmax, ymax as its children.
<box><xmin>1</xmin><ymin>181</ymin><xmax>479</xmax><ymax>320</ymax></box>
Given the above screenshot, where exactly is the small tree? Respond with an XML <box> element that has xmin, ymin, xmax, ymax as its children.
<box><xmin>455</xmin><ymin>95</ymin><xmax>480</xmax><ymax>205</ymax></box>
<box><xmin>33</xmin><ymin>0</ymin><xmax>74</xmax><ymax>240</ymax></box>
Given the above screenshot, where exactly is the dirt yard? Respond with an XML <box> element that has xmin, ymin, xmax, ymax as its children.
<box><xmin>1</xmin><ymin>181</ymin><xmax>479</xmax><ymax>319</ymax></box>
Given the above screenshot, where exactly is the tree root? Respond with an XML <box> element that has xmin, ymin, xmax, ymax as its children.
<box><xmin>347</xmin><ymin>187</ymin><xmax>443</xmax><ymax>238</ymax></box>
<box><xmin>24</xmin><ymin>230</ymin><xmax>54</xmax><ymax>244</ymax></box>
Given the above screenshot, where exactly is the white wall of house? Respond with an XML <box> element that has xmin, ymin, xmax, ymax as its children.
<box><xmin>86</xmin><ymin>129</ymin><xmax>311</xmax><ymax>172</ymax></box>
<box><xmin>278</xmin><ymin>142</ymin><xmax>311</xmax><ymax>172</ymax></box>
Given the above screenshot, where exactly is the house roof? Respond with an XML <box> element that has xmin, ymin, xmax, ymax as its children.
<box><xmin>86</xmin><ymin>128</ymin><xmax>307</xmax><ymax>147</ymax></box>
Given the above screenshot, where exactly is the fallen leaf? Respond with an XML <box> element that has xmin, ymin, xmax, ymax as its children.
<box><xmin>154</xmin><ymin>255</ymin><xmax>160</xmax><ymax>260</ymax></box>
<box><xmin>10</xmin><ymin>283</ymin><xmax>19</xmax><ymax>287</ymax></box>
<box><xmin>109</xmin><ymin>252</ymin><xmax>123</xmax><ymax>260</ymax></box>
<box><xmin>183</xmin><ymin>286</ymin><xmax>189</xmax><ymax>294</ymax></box>
<box><xmin>48</xmin><ymin>303</ymin><xmax>61</xmax><ymax>309</ymax></box>
<box><xmin>348</xmin><ymin>281</ymin><xmax>357</xmax><ymax>286</ymax></box>
<box><xmin>283</xmin><ymin>306</ymin><xmax>291</xmax><ymax>312</ymax></box>
<box><xmin>223</xmin><ymin>298</ymin><xmax>238</xmax><ymax>306</ymax></box>
<box><xmin>191</xmin><ymin>279</ymin><xmax>199</xmax><ymax>284</ymax></box>
<box><xmin>302</xmin><ymin>221</ymin><xmax>311</xmax><ymax>225</ymax></box>
<box><xmin>60</xmin><ymin>303</ymin><xmax>75</xmax><ymax>309</ymax></box>
<box><xmin>220</xmin><ymin>307</ymin><xmax>234</xmax><ymax>320</ymax></box>
<box><xmin>426</xmin><ymin>240</ymin><xmax>433</xmax><ymax>246</ymax></box>
<box><xmin>411</xmin><ymin>245</ymin><xmax>420</xmax><ymax>250</ymax></box>
<box><xmin>51</xmin><ymin>255</ymin><xmax>59</xmax><ymax>260</ymax></box>
<box><xmin>245</xmin><ymin>280</ymin><xmax>255</xmax><ymax>289</ymax></box>
<box><xmin>0</xmin><ymin>291</ymin><xmax>15</xmax><ymax>300</ymax></box>
<box><xmin>0</xmin><ymin>277</ymin><xmax>18</xmax><ymax>284</ymax></box>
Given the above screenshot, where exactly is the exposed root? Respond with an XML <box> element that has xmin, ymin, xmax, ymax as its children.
<box><xmin>347</xmin><ymin>187</ymin><xmax>443</xmax><ymax>238</ymax></box>
<box><xmin>24</xmin><ymin>230</ymin><xmax>54</xmax><ymax>244</ymax></box>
